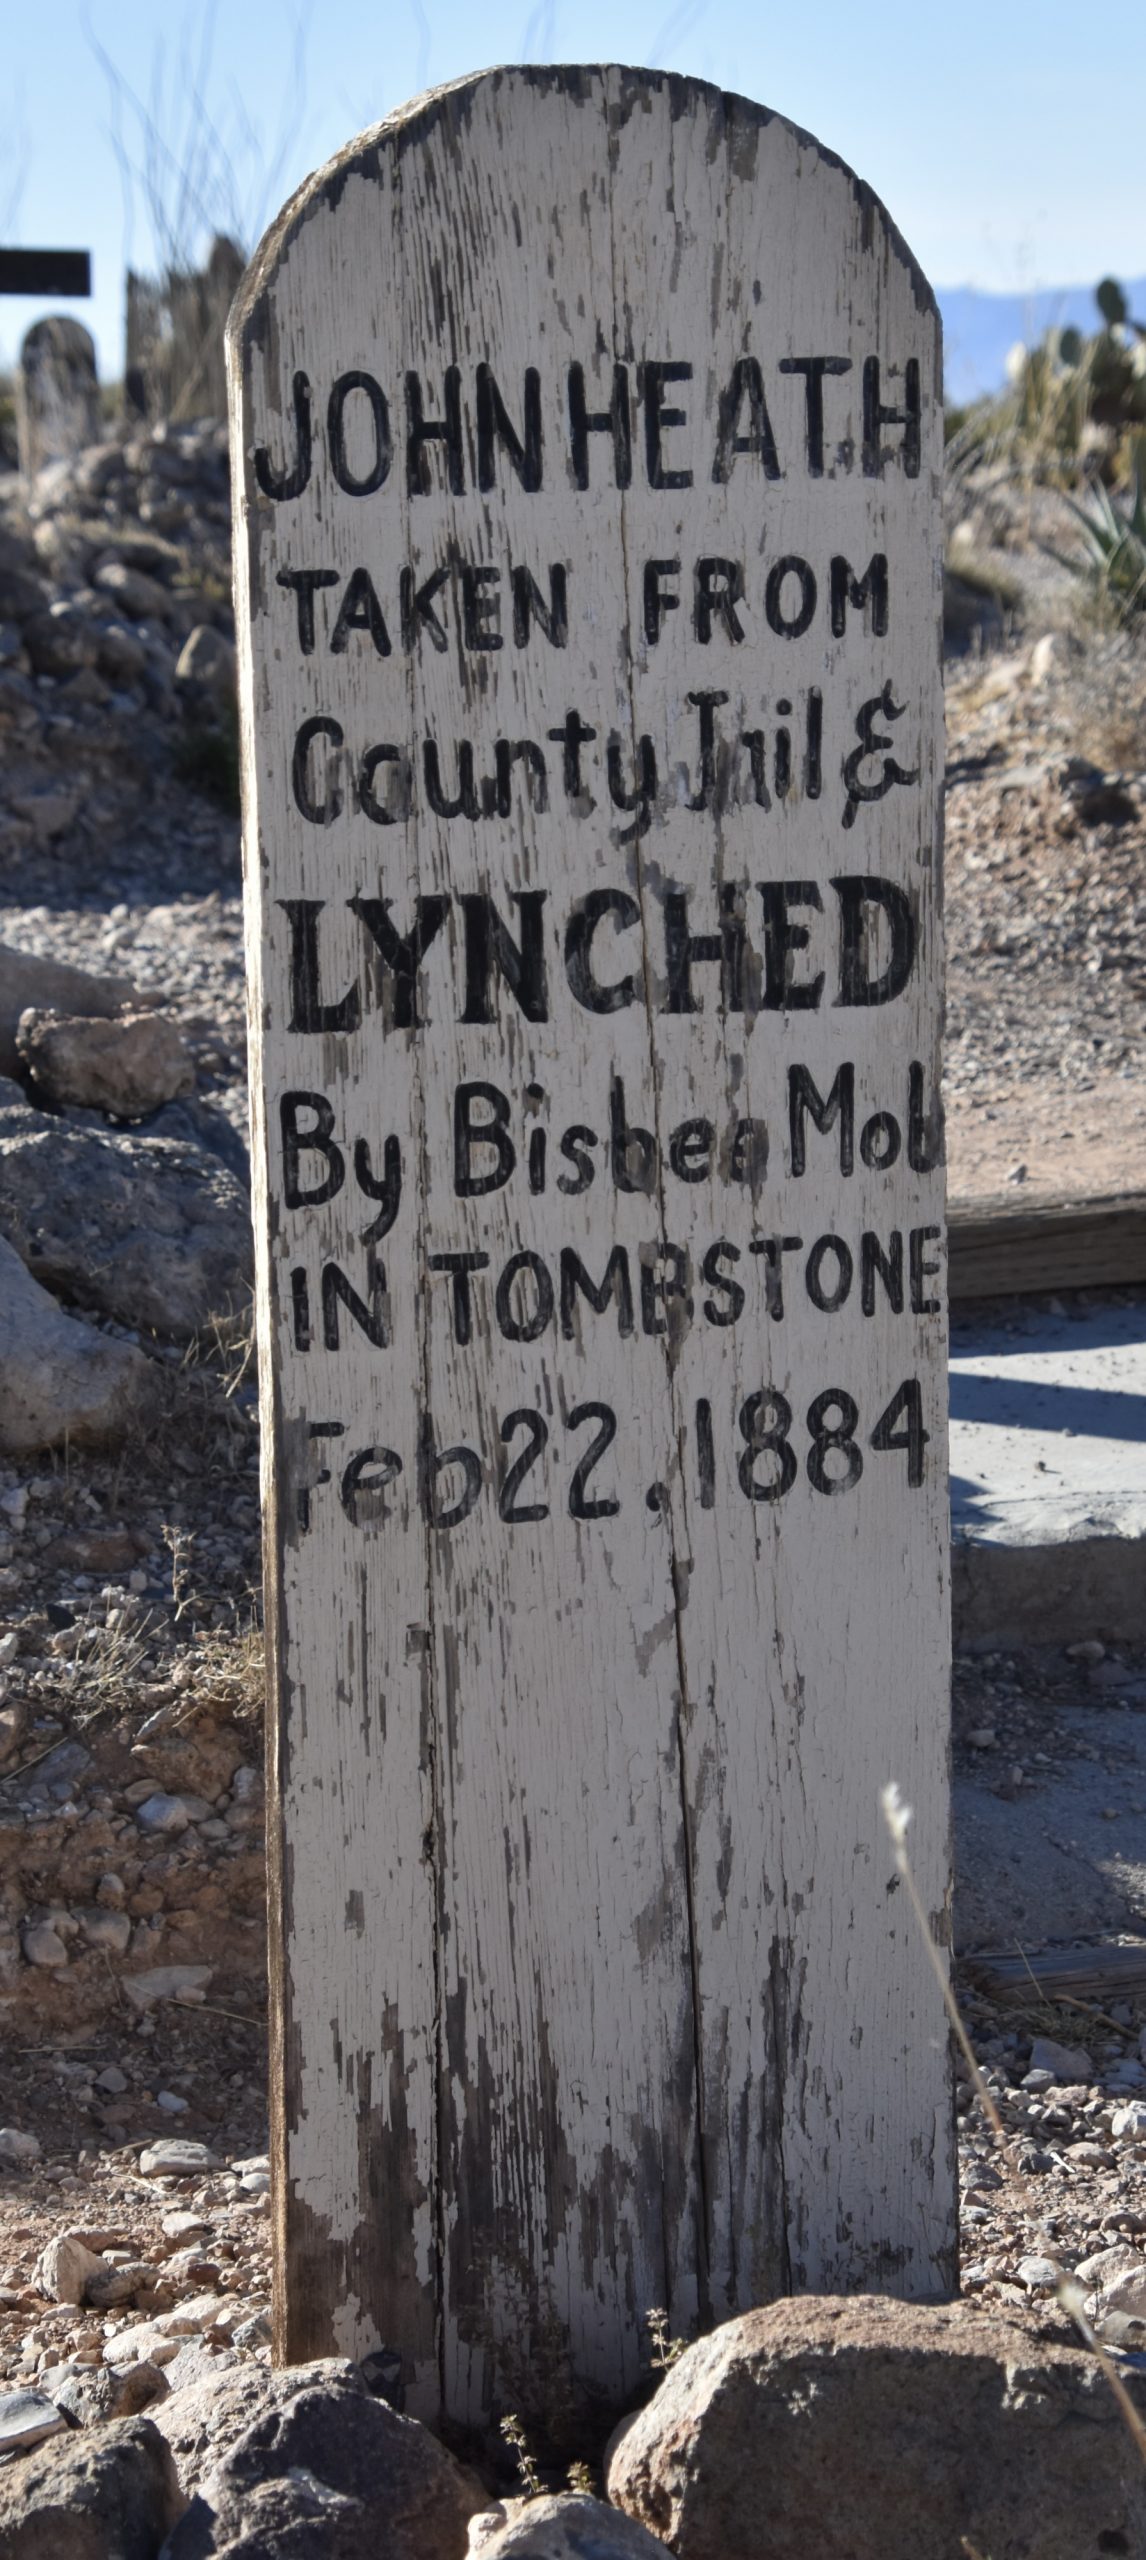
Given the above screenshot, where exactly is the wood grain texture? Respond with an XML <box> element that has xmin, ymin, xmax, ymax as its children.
<box><xmin>948</xmin><ymin>1192</ymin><xmax>1146</xmax><ymax>1302</ymax></box>
<box><xmin>965</xmin><ymin>1944</ymin><xmax>1146</xmax><ymax>2004</ymax></box>
<box><xmin>229</xmin><ymin>65</ymin><xmax>954</xmax><ymax>2428</ymax></box>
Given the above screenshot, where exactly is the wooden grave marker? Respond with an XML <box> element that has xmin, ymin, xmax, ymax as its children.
<box><xmin>18</xmin><ymin>316</ymin><xmax>100</xmax><ymax>477</ymax></box>
<box><xmin>229</xmin><ymin>66</ymin><xmax>952</xmax><ymax>2428</ymax></box>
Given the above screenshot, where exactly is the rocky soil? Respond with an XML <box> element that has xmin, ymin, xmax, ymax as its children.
<box><xmin>0</xmin><ymin>417</ymin><xmax>1145</xmax><ymax>2527</ymax></box>
<box><xmin>942</xmin><ymin>458</ymin><xmax>1146</xmax><ymax>1202</ymax></box>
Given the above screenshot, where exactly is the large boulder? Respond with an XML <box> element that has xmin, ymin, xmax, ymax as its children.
<box><xmin>17</xmin><ymin>1008</ymin><xmax>195</xmax><ymax>1118</ymax></box>
<box><xmin>0</xmin><ymin>2413</ymin><xmax>184</xmax><ymax>2560</ymax></box>
<box><xmin>0</xmin><ymin>1231</ymin><xmax>161</xmax><ymax>1455</ymax></box>
<box><xmin>151</xmin><ymin>2359</ymin><xmax>362</xmax><ymax>2498</ymax></box>
<box><xmin>606</xmin><ymin>2295</ymin><xmax>1146</xmax><ymax>2560</ymax></box>
<box><xmin>0</xmin><ymin>1100</ymin><xmax>251</xmax><ymax>1340</ymax></box>
<box><xmin>158</xmin><ymin>2370</ymin><xmax>482</xmax><ymax>2560</ymax></box>
<box><xmin>0</xmin><ymin>942</ymin><xmax>137</xmax><ymax>1078</ymax></box>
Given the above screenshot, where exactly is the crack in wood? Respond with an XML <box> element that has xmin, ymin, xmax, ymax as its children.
<box><xmin>231</xmin><ymin>61</ymin><xmax>954</xmax><ymax>2425</ymax></box>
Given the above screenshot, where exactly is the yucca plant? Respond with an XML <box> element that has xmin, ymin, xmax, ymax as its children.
<box><xmin>1053</xmin><ymin>432</ymin><xmax>1146</xmax><ymax>618</ymax></box>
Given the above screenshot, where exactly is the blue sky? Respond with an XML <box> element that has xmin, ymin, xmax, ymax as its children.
<box><xmin>2</xmin><ymin>0</ymin><xmax>1144</xmax><ymax>378</ymax></box>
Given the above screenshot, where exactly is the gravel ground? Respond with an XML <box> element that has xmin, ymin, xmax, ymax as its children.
<box><xmin>3</xmin><ymin>1891</ymin><xmax>1146</xmax><ymax>2406</ymax></box>
<box><xmin>0</xmin><ymin>2128</ymin><xmax>272</xmax><ymax>2411</ymax></box>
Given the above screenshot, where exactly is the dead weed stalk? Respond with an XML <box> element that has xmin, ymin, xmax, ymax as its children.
<box><xmin>880</xmin><ymin>1783</ymin><xmax>1146</xmax><ymax>2473</ymax></box>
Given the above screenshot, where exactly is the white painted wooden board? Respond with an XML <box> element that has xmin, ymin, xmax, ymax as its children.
<box><xmin>229</xmin><ymin>66</ymin><xmax>952</xmax><ymax>2430</ymax></box>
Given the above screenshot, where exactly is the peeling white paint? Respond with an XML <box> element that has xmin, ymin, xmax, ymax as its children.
<box><xmin>230</xmin><ymin>65</ymin><xmax>953</xmax><ymax>2430</ymax></box>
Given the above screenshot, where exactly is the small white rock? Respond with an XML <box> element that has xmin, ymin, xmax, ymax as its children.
<box><xmin>77</xmin><ymin>1907</ymin><xmax>132</xmax><ymax>1955</ymax></box>
<box><xmin>1016</xmin><ymin>2254</ymin><xmax>1060</xmax><ymax>2291</ymax></box>
<box><xmin>1029</xmin><ymin>2037</ymin><xmax>1093</xmax><ymax>2084</ymax></box>
<box><xmin>121</xmin><ymin>1964</ymin><xmax>213</xmax><ymax>2012</ymax></box>
<box><xmin>160</xmin><ymin>2288</ymin><xmax>226</xmax><ymax>2336</ymax></box>
<box><xmin>34</xmin><ymin>2231</ymin><xmax>106</xmax><ymax>2305</ymax></box>
<box><xmin>1112</xmin><ymin>2102</ymin><xmax>1146</xmax><ymax>2141</ymax></box>
<box><xmin>161</xmin><ymin>2209</ymin><xmax>211</xmax><ymax>2240</ymax></box>
<box><xmin>135</xmin><ymin>1793</ymin><xmax>191</xmax><ymax>1835</ymax></box>
<box><xmin>22</xmin><ymin>1921</ymin><xmax>68</xmax><ymax>1969</ymax></box>
<box><xmin>0</xmin><ymin>2386</ymin><xmax>67</xmax><ymax>2451</ymax></box>
<box><xmin>0</xmin><ymin>2125</ymin><xmax>41</xmax><ymax>2165</ymax></box>
<box><xmin>137</xmin><ymin>2138</ymin><xmax>215</xmax><ymax>2178</ymax></box>
<box><xmin>156</xmin><ymin>2091</ymin><xmax>189</xmax><ymax>2115</ymax></box>
<box><xmin>103</xmin><ymin>2319</ymin><xmax>181</xmax><ymax>2367</ymax></box>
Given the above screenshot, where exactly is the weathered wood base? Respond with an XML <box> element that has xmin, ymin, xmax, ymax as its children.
<box><xmin>949</xmin><ymin>1193</ymin><xmax>1146</xmax><ymax>1303</ymax></box>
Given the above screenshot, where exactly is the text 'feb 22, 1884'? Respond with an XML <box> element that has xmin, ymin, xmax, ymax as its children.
<box><xmin>231</xmin><ymin>68</ymin><xmax>953</xmax><ymax>2413</ymax></box>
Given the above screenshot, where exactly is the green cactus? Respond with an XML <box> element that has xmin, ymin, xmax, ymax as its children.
<box><xmin>1003</xmin><ymin>277</ymin><xmax>1146</xmax><ymax>456</ymax></box>
<box><xmin>1096</xmin><ymin>276</ymin><xmax>1129</xmax><ymax>328</ymax></box>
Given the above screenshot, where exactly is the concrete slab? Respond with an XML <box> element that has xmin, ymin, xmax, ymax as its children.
<box><xmin>949</xmin><ymin>1297</ymin><xmax>1146</xmax><ymax>1644</ymax></box>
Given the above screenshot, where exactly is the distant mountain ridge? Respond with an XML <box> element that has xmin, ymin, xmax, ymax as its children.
<box><xmin>938</xmin><ymin>278</ymin><xmax>1146</xmax><ymax>406</ymax></box>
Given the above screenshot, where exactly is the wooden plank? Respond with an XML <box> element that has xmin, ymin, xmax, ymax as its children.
<box><xmin>948</xmin><ymin>1192</ymin><xmax>1146</xmax><ymax>1302</ymax></box>
<box><xmin>0</xmin><ymin>250</ymin><xmax>90</xmax><ymax>297</ymax></box>
<box><xmin>230</xmin><ymin>64</ymin><xmax>953</xmax><ymax>2431</ymax></box>
<box><xmin>964</xmin><ymin>1943</ymin><xmax>1146</xmax><ymax>2006</ymax></box>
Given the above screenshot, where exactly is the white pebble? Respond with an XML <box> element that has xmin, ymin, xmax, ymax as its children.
<box><xmin>0</xmin><ymin>2127</ymin><xmax>41</xmax><ymax>2166</ymax></box>
<box><xmin>1017</xmin><ymin>2254</ymin><xmax>1060</xmax><ymax>2290</ymax></box>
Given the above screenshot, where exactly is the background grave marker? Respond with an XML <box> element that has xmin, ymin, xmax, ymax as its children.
<box><xmin>230</xmin><ymin>65</ymin><xmax>952</xmax><ymax>2427</ymax></box>
<box><xmin>17</xmin><ymin>315</ymin><xmax>100</xmax><ymax>476</ymax></box>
